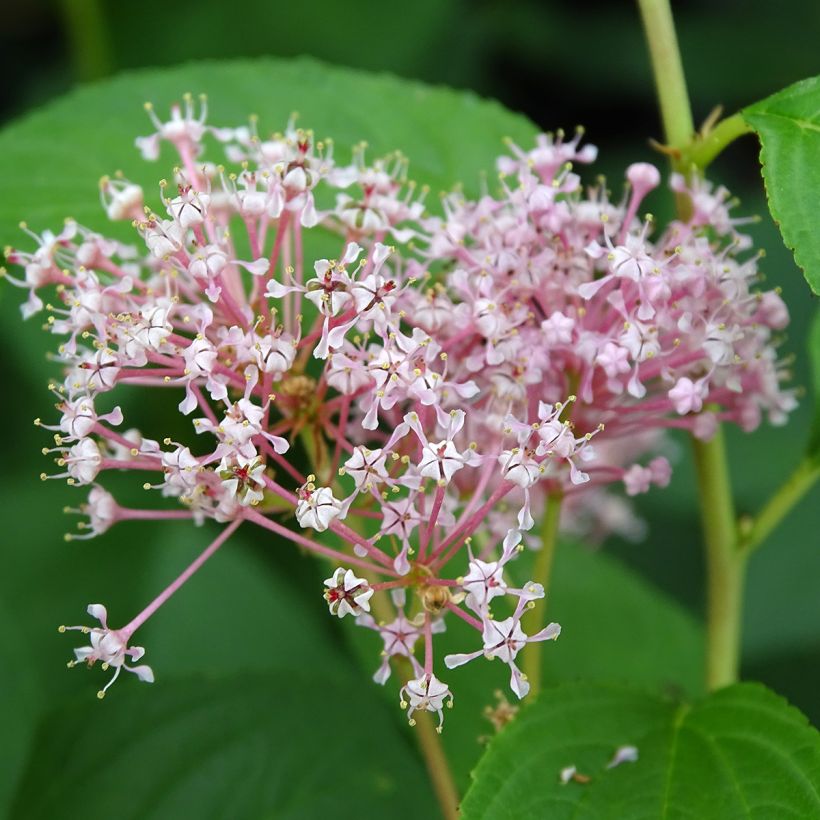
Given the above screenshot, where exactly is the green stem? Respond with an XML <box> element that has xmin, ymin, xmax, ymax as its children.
<box><xmin>692</xmin><ymin>430</ymin><xmax>746</xmax><ymax>690</ymax></box>
<box><xmin>639</xmin><ymin>0</ymin><xmax>748</xmax><ymax>691</ymax></box>
<box><xmin>521</xmin><ymin>492</ymin><xmax>563</xmax><ymax>698</ymax></box>
<box><xmin>684</xmin><ymin>112</ymin><xmax>754</xmax><ymax>171</ymax></box>
<box><xmin>636</xmin><ymin>0</ymin><xmax>694</xmax><ymax>151</ymax></box>
<box><xmin>416</xmin><ymin>718</ymin><xmax>460</xmax><ymax>820</ymax></box>
<box><xmin>739</xmin><ymin>458</ymin><xmax>820</xmax><ymax>554</ymax></box>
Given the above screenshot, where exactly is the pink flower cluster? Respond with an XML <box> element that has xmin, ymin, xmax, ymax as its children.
<box><xmin>4</xmin><ymin>96</ymin><xmax>794</xmax><ymax>724</ymax></box>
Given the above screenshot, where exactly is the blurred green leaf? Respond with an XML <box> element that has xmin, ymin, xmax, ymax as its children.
<box><xmin>546</xmin><ymin>544</ymin><xmax>703</xmax><ymax>692</ymax></box>
<box><xmin>11</xmin><ymin>671</ymin><xmax>435</xmax><ymax>820</ymax></box>
<box><xmin>747</xmin><ymin>644</ymin><xmax>820</xmax><ymax>726</ymax></box>
<box><xmin>102</xmin><ymin>0</ymin><xmax>466</xmax><ymax>85</ymax></box>
<box><xmin>744</xmin><ymin>76</ymin><xmax>820</xmax><ymax>294</ymax></box>
<box><xmin>809</xmin><ymin>308</ymin><xmax>820</xmax><ymax>460</ymax></box>
<box><xmin>0</xmin><ymin>480</ymin><xmax>347</xmax><ymax>814</ymax></box>
<box><xmin>461</xmin><ymin>682</ymin><xmax>820</xmax><ymax>819</ymax></box>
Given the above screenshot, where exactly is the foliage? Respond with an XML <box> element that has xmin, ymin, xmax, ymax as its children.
<box><xmin>462</xmin><ymin>682</ymin><xmax>820</xmax><ymax>819</ymax></box>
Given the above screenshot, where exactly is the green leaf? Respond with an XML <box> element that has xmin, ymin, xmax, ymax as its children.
<box><xmin>461</xmin><ymin>682</ymin><xmax>820</xmax><ymax>820</ymax></box>
<box><xmin>743</xmin><ymin>76</ymin><xmax>820</xmax><ymax>294</ymax></box>
<box><xmin>0</xmin><ymin>57</ymin><xmax>534</xmax><ymax>241</ymax></box>
<box><xmin>11</xmin><ymin>672</ymin><xmax>435</xmax><ymax>820</ymax></box>
<box><xmin>547</xmin><ymin>543</ymin><xmax>703</xmax><ymax>692</ymax></box>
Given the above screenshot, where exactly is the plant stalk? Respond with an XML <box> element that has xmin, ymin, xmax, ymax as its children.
<box><xmin>411</xmin><ymin>694</ymin><xmax>461</xmax><ymax>820</ymax></box>
<box><xmin>58</xmin><ymin>0</ymin><xmax>113</xmax><ymax>82</ymax></box>
<box><xmin>636</xmin><ymin>0</ymin><xmax>694</xmax><ymax>150</ymax></box>
<box><xmin>521</xmin><ymin>492</ymin><xmax>563</xmax><ymax>698</ymax></box>
<box><xmin>739</xmin><ymin>458</ymin><xmax>820</xmax><ymax>554</ymax></box>
<box><xmin>691</xmin><ymin>430</ymin><xmax>746</xmax><ymax>689</ymax></box>
<box><xmin>638</xmin><ymin>0</ymin><xmax>747</xmax><ymax>690</ymax></box>
<box><xmin>356</xmin><ymin>567</ymin><xmax>460</xmax><ymax>819</ymax></box>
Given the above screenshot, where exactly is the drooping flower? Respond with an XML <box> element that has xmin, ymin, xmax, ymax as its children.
<box><xmin>60</xmin><ymin>604</ymin><xmax>154</xmax><ymax>698</ymax></box>
<box><xmin>400</xmin><ymin>673</ymin><xmax>453</xmax><ymax>732</ymax></box>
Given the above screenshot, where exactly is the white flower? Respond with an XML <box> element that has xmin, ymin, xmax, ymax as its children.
<box><xmin>39</xmin><ymin>396</ymin><xmax>122</xmax><ymax>441</ymax></box>
<box><xmin>497</xmin><ymin>448</ymin><xmax>542</xmax><ymax>488</ymax></box>
<box><xmin>296</xmin><ymin>484</ymin><xmax>343</xmax><ymax>531</ymax></box>
<box><xmin>161</xmin><ymin>445</ymin><xmax>201</xmax><ymax>496</ymax></box>
<box><xmin>419</xmin><ymin>439</ymin><xmax>467</xmax><ymax>483</ymax></box>
<box><xmin>252</xmin><ymin>332</ymin><xmax>297</xmax><ymax>376</ymax></box>
<box><xmin>445</xmin><ymin>616</ymin><xmax>560</xmax><ymax>699</ymax></box>
<box><xmin>342</xmin><ymin>446</ymin><xmax>389</xmax><ymax>491</ymax></box>
<box><xmin>100</xmin><ymin>177</ymin><xmax>144</xmax><ymax>222</ymax></box>
<box><xmin>461</xmin><ymin>557</ymin><xmax>507</xmax><ymax>614</ymax></box>
<box><xmin>362</xmin><ymin>611</ymin><xmax>422</xmax><ymax>684</ymax></box>
<box><xmin>323</xmin><ymin>568</ymin><xmax>374</xmax><ymax>618</ymax></box>
<box><xmin>60</xmin><ymin>603</ymin><xmax>154</xmax><ymax>698</ymax></box>
<box><xmin>69</xmin><ymin>349</ymin><xmax>120</xmax><ymax>394</ymax></box>
<box><xmin>142</xmin><ymin>303</ymin><xmax>174</xmax><ymax>347</ymax></box>
<box><xmin>67</xmin><ymin>486</ymin><xmax>119</xmax><ymax>539</ymax></box>
<box><xmin>400</xmin><ymin>673</ymin><xmax>453</xmax><ymax>732</ymax></box>
<box><xmin>64</xmin><ymin>438</ymin><xmax>102</xmax><ymax>485</ymax></box>
<box><xmin>218</xmin><ymin>454</ymin><xmax>266</xmax><ymax>507</ymax></box>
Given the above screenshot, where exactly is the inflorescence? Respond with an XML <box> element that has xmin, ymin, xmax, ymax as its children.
<box><xmin>3</xmin><ymin>94</ymin><xmax>794</xmax><ymax>727</ymax></box>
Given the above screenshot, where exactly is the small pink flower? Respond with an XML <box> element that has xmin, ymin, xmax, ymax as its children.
<box><xmin>668</xmin><ymin>376</ymin><xmax>707</xmax><ymax>415</ymax></box>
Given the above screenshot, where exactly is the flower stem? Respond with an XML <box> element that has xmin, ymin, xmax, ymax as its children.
<box><xmin>345</xmin><ymin>550</ymin><xmax>460</xmax><ymax>819</ymax></box>
<box><xmin>521</xmin><ymin>491</ymin><xmax>563</xmax><ymax>698</ymax></box>
<box><xmin>739</xmin><ymin>458</ymin><xmax>820</xmax><ymax>554</ymax></box>
<box><xmin>388</xmin><ymin>651</ymin><xmax>459</xmax><ymax>819</ymax></box>
<box><xmin>638</xmin><ymin>0</ymin><xmax>748</xmax><ymax>691</ymax></box>
<box><xmin>636</xmin><ymin>0</ymin><xmax>694</xmax><ymax>151</ymax></box>
<box><xmin>123</xmin><ymin>518</ymin><xmax>242</xmax><ymax>637</ymax></box>
<box><xmin>691</xmin><ymin>429</ymin><xmax>745</xmax><ymax>689</ymax></box>
<box><xmin>410</xmin><ymin>690</ymin><xmax>461</xmax><ymax>820</ymax></box>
